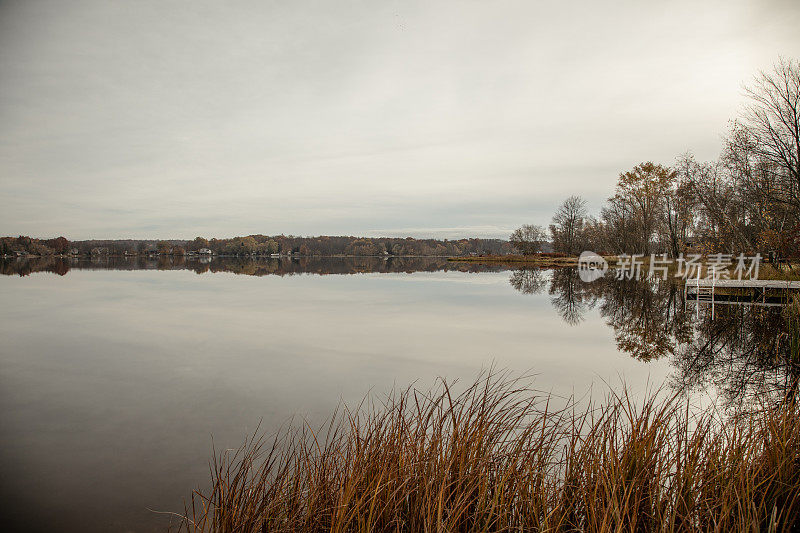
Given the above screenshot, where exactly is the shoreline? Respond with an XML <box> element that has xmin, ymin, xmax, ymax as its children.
<box><xmin>447</xmin><ymin>254</ymin><xmax>619</xmax><ymax>267</ymax></box>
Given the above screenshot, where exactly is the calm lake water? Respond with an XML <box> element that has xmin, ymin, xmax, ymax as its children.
<box><xmin>0</xmin><ymin>257</ymin><xmax>792</xmax><ymax>532</ymax></box>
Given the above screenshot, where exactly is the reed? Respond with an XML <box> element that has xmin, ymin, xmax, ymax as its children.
<box><xmin>174</xmin><ymin>371</ymin><xmax>800</xmax><ymax>532</ymax></box>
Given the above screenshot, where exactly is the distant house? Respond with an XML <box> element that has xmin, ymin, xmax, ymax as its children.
<box><xmin>68</xmin><ymin>248</ymin><xmax>80</xmax><ymax>255</ymax></box>
<box><xmin>199</xmin><ymin>248</ymin><xmax>212</xmax><ymax>255</ymax></box>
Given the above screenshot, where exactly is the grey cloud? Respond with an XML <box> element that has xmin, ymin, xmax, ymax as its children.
<box><xmin>1</xmin><ymin>0</ymin><xmax>798</xmax><ymax>239</ymax></box>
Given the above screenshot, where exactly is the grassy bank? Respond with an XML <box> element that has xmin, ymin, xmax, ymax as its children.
<box><xmin>175</xmin><ymin>372</ymin><xmax>800</xmax><ymax>532</ymax></box>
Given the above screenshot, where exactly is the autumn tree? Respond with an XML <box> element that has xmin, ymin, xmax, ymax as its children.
<box><xmin>191</xmin><ymin>237</ymin><xmax>210</xmax><ymax>251</ymax></box>
<box><xmin>600</xmin><ymin>195</ymin><xmax>636</xmax><ymax>253</ymax></box>
<box><xmin>611</xmin><ymin>162</ymin><xmax>674</xmax><ymax>254</ymax></box>
<box><xmin>665</xmin><ymin>155</ymin><xmax>697</xmax><ymax>256</ymax></box>
<box><xmin>509</xmin><ymin>224</ymin><xmax>547</xmax><ymax>255</ymax></box>
<box><xmin>736</xmin><ymin>57</ymin><xmax>800</xmax><ymax>217</ymax></box>
<box><xmin>550</xmin><ymin>196</ymin><xmax>587</xmax><ymax>255</ymax></box>
<box><xmin>580</xmin><ymin>216</ymin><xmax>608</xmax><ymax>254</ymax></box>
<box><xmin>46</xmin><ymin>236</ymin><xmax>70</xmax><ymax>253</ymax></box>
<box><xmin>710</xmin><ymin>57</ymin><xmax>800</xmax><ymax>254</ymax></box>
<box><xmin>682</xmin><ymin>59</ymin><xmax>800</xmax><ymax>255</ymax></box>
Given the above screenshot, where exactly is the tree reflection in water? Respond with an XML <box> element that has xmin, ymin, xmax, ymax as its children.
<box><xmin>510</xmin><ymin>267</ymin><xmax>800</xmax><ymax>410</ymax></box>
<box><xmin>508</xmin><ymin>269</ymin><xmax>548</xmax><ymax>295</ymax></box>
<box><xmin>0</xmin><ymin>255</ymin><xmax>506</xmax><ymax>277</ymax></box>
<box><xmin>4</xmin><ymin>257</ymin><xmax>795</xmax><ymax>409</ymax></box>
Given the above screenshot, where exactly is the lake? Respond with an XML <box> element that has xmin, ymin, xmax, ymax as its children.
<box><xmin>0</xmin><ymin>256</ymin><xmax>793</xmax><ymax>532</ymax></box>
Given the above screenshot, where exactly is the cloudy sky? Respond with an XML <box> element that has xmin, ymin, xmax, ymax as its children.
<box><xmin>1</xmin><ymin>0</ymin><xmax>798</xmax><ymax>240</ymax></box>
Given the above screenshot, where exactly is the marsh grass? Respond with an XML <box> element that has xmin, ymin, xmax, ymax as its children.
<box><xmin>175</xmin><ymin>371</ymin><xmax>800</xmax><ymax>532</ymax></box>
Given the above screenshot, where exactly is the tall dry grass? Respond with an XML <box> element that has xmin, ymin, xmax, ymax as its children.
<box><xmin>174</xmin><ymin>371</ymin><xmax>800</xmax><ymax>532</ymax></box>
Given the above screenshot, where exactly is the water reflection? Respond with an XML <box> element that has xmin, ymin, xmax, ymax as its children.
<box><xmin>549</xmin><ymin>269</ymin><xmax>591</xmax><ymax>326</ymax></box>
<box><xmin>510</xmin><ymin>268</ymin><xmax>799</xmax><ymax>409</ymax></box>
<box><xmin>3</xmin><ymin>257</ymin><xmax>792</xmax><ymax>531</ymax></box>
<box><xmin>4</xmin><ymin>260</ymin><xmax>658</xmax><ymax>532</ymax></box>
<box><xmin>508</xmin><ymin>269</ymin><xmax>548</xmax><ymax>294</ymax></box>
<box><xmin>4</xmin><ymin>256</ymin><xmax>795</xmax><ymax>410</ymax></box>
<box><xmin>1</xmin><ymin>255</ymin><xmax>503</xmax><ymax>277</ymax></box>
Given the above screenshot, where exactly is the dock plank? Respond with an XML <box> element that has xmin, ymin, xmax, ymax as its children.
<box><xmin>686</xmin><ymin>279</ymin><xmax>800</xmax><ymax>289</ymax></box>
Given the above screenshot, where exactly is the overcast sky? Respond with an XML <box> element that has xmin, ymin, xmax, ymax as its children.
<box><xmin>1</xmin><ymin>0</ymin><xmax>798</xmax><ymax>240</ymax></box>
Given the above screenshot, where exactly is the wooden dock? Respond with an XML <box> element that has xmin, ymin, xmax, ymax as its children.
<box><xmin>684</xmin><ymin>278</ymin><xmax>800</xmax><ymax>307</ymax></box>
<box><xmin>688</xmin><ymin>279</ymin><xmax>800</xmax><ymax>290</ymax></box>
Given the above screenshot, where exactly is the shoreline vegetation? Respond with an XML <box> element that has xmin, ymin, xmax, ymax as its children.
<box><xmin>0</xmin><ymin>235</ymin><xmax>512</xmax><ymax>259</ymax></box>
<box><xmin>7</xmin><ymin>252</ymin><xmax>800</xmax><ymax>282</ymax></box>
<box><xmin>450</xmin><ymin>254</ymin><xmax>800</xmax><ymax>281</ymax></box>
<box><xmin>174</xmin><ymin>371</ymin><xmax>800</xmax><ymax>533</ymax></box>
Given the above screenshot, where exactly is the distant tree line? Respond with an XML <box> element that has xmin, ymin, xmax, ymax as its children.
<box><xmin>1</xmin><ymin>234</ymin><xmax>512</xmax><ymax>258</ymax></box>
<box><xmin>511</xmin><ymin>57</ymin><xmax>800</xmax><ymax>258</ymax></box>
<box><xmin>2</xmin><ymin>255</ymin><xmax>510</xmax><ymax>278</ymax></box>
<box><xmin>0</xmin><ymin>236</ymin><xmax>70</xmax><ymax>256</ymax></box>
